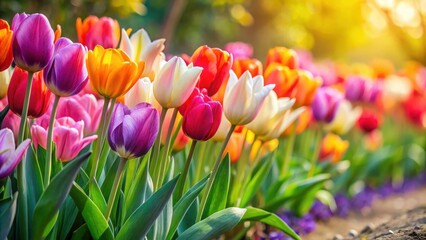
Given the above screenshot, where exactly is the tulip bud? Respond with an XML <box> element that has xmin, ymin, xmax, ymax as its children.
<box><xmin>182</xmin><ymin>93</ymin><xmax>222</xmax><ymax>141</ymax></box>
<box><xmin>311</xmin><ymin>87</ymin><xmax>343</xmax><ymax>123</ymax></box>
<box><xmin>319</xmin><ymin>133</ymin><xmax>349</xmax><ymax>164</ymax></box>
<box><xmin>264</xmin><ymin>63</ymin><xmax>299</xmax><ymax>98</ymax></box>
<box><xmin>357</xmin><ymin>109</ymin><xmax>380</xmax><ymax>133</ymax></box>
<box><xmin>232</xmin><ymin>58</ymin><xmax>263</xmax><ymax>78</ymax></box>
<box><xmin>8</xmin><ymin>67</ymin><xmax>52</xmax><ymax>118</ymax></box>
<box><xmin>108</xmin><ymin>103</ymin><xmax>159</xmax><ymax>159</ymax></box>
<box><xmin>0</xmin><ymin>128</ymin><xmax>31</xmax><ymax>178</ymax></box>
<box><xmin>125</xmin><ymin>77</ymin><xmax>160</xmax><ymax>110</ymax></box>
<box><xmin>12</xmin><ymin>13</ymin><xmax>55</xmax><ymax>72</ymax></box>
<box><xmin>0</xmin><ymin>19</ymin><xmax>13</xmax><ymax>72</ymax></box>
<box><xmin>325</xmin><ymin>100</ymin><xmax>361</xmax><ymax>135</ymax></box>
<box><xmin>191</xmin><ymin>46</ymin><xmax>233</xmax><ymax>96</ymax></box>
<box><xmin>293</xmin><ymin>69</ymin><xmax>322</xmax><ymax>107</ymax></box>
<box><xmin>76</xmin><ymin>16</ymin><xmax>120</xmax><ymax>50</ymax></box>
<box><xmin>153</xmin><ymin>56</ymin><xmax>202</xmax><ymax>108</ymax></box>
<box><xmin>265</xmin><ymin>47</ymin><xmax>299</xmax><ymax>69</ymax></box>
<box><xmin>224</xmin><ymin>71</ymin><xmax>275</xmax><ymax>125</ymax></box>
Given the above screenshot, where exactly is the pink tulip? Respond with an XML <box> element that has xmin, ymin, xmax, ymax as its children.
<box><xmin>2</xmin><ymin>111</ymin><xmax>20</xmax><ymax>141</ymax></box>
<box><xmin>56</xmin><ymin>94</ymin><xmax>103</xmax><ymax>135</ymax></box>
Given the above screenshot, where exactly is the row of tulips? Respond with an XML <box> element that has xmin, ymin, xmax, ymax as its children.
<box><xmin>0</xmin><ymin>12</ymin><xmax>425</xmax><ymax>240</ymax></box>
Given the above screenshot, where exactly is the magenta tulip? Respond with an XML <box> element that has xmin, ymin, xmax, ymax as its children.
<box><xmin>182</xmin><ymin>94</ymin><xmax>222</xmax><ymax>141</ymax></box>
<box><xmin>345</xmin><ymin>76</ymin><xmax>367</xmax><ymax>102</ymax></box>
<box><xmin>108</xmin><ymin>103</ymin><xmax>159</xmax><ymax>159</ymax></box>
<box><xmin>44</xmin><ymin>37</ymin><xmax>88</xmax><ymax>96</ymax></box>
<box><xmin>0</xmin><ymin>128</ymin><xmax>31</xmax><ymax>178</ymax></box>
<box><xmin>312</xmin><ymin>87</ymin><xmax>343</xmax><ymax>123</ymax></box>
<box><xmin>12</xmin><ymin>13</ymin><xmax>55</xmax><ymax>72</ymax></box>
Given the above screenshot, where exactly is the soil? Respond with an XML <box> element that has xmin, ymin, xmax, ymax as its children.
<box><xmin>305</xmin><ymin>187</ymin><xmax>426</xmax><ymax>240</ymax></box>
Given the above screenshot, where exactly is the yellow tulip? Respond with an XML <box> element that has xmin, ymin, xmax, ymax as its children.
<box><xmin>325</xmin><ymin>100</ymin><xmax>361</xmax><ymax>135</ymax></box>
<box><xmin>86</xmin><ymin>45</ymin><xmax>145</xmax><ymax>99</ymax></box>
<box><xmin>0</xmin><ymin>67</ymin><xmax>11</xmax><ymax>99</ymax></box>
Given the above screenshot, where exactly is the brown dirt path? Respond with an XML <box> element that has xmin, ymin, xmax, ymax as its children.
<box><xmin>305</xmin><ymin>187</ymin><xmax>426</xmax><ymax>240</ymax></box>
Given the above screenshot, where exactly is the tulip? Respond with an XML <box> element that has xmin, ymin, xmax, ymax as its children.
<box><xmin>86</xmin><ymin>45</ymin><xmax>145</xmax><ymax>99</ymax></box>
<box><xmin>44</xmin><ymin>37</ymin><xmax>88</xmax><ymax>97</ymax></box>
<box><xmin>293</xmin><ymin>69</ymin><xmax>322</xmax><ymax>107</ymax></box>
<box><xmin>281</xmin><ymin>107</ymin><xmax>313</xmax><ymax>136</ymax></box>
<box><xmin>311</xmin><ymin>87</ymin><xmax>343</xmax><ymax>123</ymax></box>
<box><xmin>223</xmin><ymin>71</ymin><xmax>275</xmax><ymax>125</ymax></box>
<box><xmin>382</xmin><ymin>75</ymin><xmax>412</xmax><ymax>103</ymax></box>
<box><xmin>56</xmin><ymin>94</ymin><xmax>103</xmax><ymax>135</ymax></box>
<box><xmin>124</xmin><ymin>77</ymin><xmax>161</xmax><ymax>110</ymax></box>
<box><xmin>76</xmin><ymin>16</ymin><xmax>120</xmax><ymax>50</ymax></box>
<box><xmin>224</xmin><ymin>41</ymin><xmax>253</xmax><ymax>59</ymax></box>
<box><xmin>153</xmin><ymin>56</ymin><xmax>202</xmax><ymax>108</ymax></box>
<box><xmin>0</xmin><ymin>68</ymin><xmax>11</xmax><ymax>99</ymax></box>
<box><xmin>211</xmin><ymin>112</ymin><xmax>232</xmax><ymax>141</ymax></box>
<box><xmin>325</xmin><ymin>100</ymin><xmax>361</xmax><ymax>135</ymax></box>
<box><xmin>264</xmin><ymin>63</ymin><xmax>299</xmax><ymax>99</ymax></box>
<box><xmin>0</xmin><ymin>19</ymin><xmax>13</xmax><ymax>72</ymax></box>
<box><xmin>265</xmin><ymin>47</ymin><xmax>299</xmax><ymax>69</ymax></box>
<box><xmin>224</xmin><ymin>131</ymin><xmax>244</xmax><ymax>163</ymax></box>
<box><xmin>246</xmin><ymin>91</ymin><xmax>295</xmax><ymax>137</ymax></box>
<box><xmin>260</xmin><ymin>107</ymin><xmax>305</xmax><ymax>142</ymax></box>
<box><xmin>357</xmin><ymin>109</ymin><xmax>380</xmax><ymax>133</ymax></box>
<box><xmin>182</xmin><ymin>93</ymin><xmax>222</xmax><ymax>141</ymax></box>
<box><xmin>12</xmin><ymin>13</ymin><xmax>54</xmax><ymax>72</ymax></box>
<box><xmin>345</xmin><ymin>76</ymin><xmax>367</xmax><ymax>102</ymax></box>
<box><xmin>1</xmin><ymin>111</ymin><xmax>20</xmax><ymax>142</ymax></box>
<box><xmin>119</xmin><ymin>28</ymin><xmax>165</xmax><ymax>78</ymax></box>
<box><xmin>108</xmin><ymin>103</ymin><xmax>159</xmax><ymax>159</ymax></box>
<box><xmin>0</xmin><ymin>128</ymin><xmax>31</xmax><ymax>178</ymax></box>
<box><xmin>8</xmin><ymin>67</ymin><xmax>52</xmax><ymax>118</ymax></box>
<box><xmin>319</xmin><ymin>133</ymin><xmax>349</xmax><ymax>164</ymax></box>
<box><xmin>191</xmin><ymin>46</ymin><xmax>233</xmax><ymax>96</ymax></box>
<box><xmin>232</xmin><ymin>58</ymin><xmax>263</xmax><ymax>78</ymax></box>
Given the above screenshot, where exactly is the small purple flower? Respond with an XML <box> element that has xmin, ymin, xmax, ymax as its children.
<box><xmin>310</xmin><ymin>200</ymin><xmax>333</xmax><ymax>221</ymax></box>
<box><xmin>108</xmin><ymin>103</ymin><xmax>159</xmax><ymax>159</ymax></box>
<box><xmin>334</xmin><ymin>193</ymin><xmax>351</xmax><ymax>217</ymax></box>
<box><xmin>312</xmin><ymin>87</ymin><xmax>343</xmax><ymax>123</ymax></box>
<box><xmin>0</xmin><ymin>128</ymin><xmax>31</xmax><ymax>178</ymax></box>
<box><xmin>12</xmin><ymin>13</ymin><xmax>55</xmax><ymax>72</ymax></box>
<box><xmin>44</xmin><ymin>37</ymin><xmax>88</xmax><ymax>96</ymax></box>
<box><xmin>292</xmin><ymin>213</ymin><xmax>316</xmax><ymax>236</ymax></box>
<box><xmin>377</xmin><ymin>181</ymin><xmax>394</xmax><ymax>198</ymax></box>
<box><xmin>352</xmin><ymin>187</ymin><xmax>375</xmax><ymax>210</ymax></box>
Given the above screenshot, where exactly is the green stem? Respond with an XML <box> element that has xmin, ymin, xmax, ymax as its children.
<box><xmin>281</xmin><ymin>127</ymin><xmax>296</xmax><ymax>177</ymax></box>
<box><xmin>150</xmin><ymin>108</ymin><xmax>167</xmax><ymax>189</ymax></box>
<box><xmin>195</xmin><ymin>141</ymin><xmax>208</xmax><ymax>182</ymax></box>
<box><xmin>44</xmin><ymin>95</ymin><xmax>60</xmax><ymax>188</ymax></box>
<box><xmin>105</xmin><ymin>158</ymin><xmax>126</xmax><ymax>219</ymax></box>
<box><xmin>156</xmin><ymin>108</ymin><xmax>178</xmax><ymax>190</ymax></box>
<box><xmin>89</xmin><ymin>98</ymin><xmax>110</xmax><ymax>184</ymax></box>
<box><xmin>197</xmin><ymin>124</ymin><xmax>236</xmax><ymax>222</ymax></box>
<box><xmin>308</xmin><ymin>127</ymin><xmax>322</xmax><ymax>177</ymax></box>
<box><xmin>175</xmin><ymin>140</ymin><xmax>197</xmax><ymax>201</ymax></box>
<box><xmin>17</xmin><ymin>71</ymin><xmax>34</xmax><ymax>240</ymax></box>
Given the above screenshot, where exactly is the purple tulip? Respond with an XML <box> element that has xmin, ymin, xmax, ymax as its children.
<box><xmin>0</xmin><ymin>128</ymin><xmax>31</xmax><ymax>178</ymax></box>
<box><xmin>345</xmin><ymin>76</ymin><xmax>367</xmax><ymax>102</ymax></box>
<box><xmin>108</xmin><ymin>103</ymin><xmax>159</xmax><ymax>159</ymax></box>
<box><xmin>44</xmin><ymin>37</ymin><xmax>88</xmax><ymax>96</ymax></box>
<box><xmin>312</xmin><ymin>87</ymin><xmax>343</xmax><ymax>123</ymax></box>
<box><xmin>12</xmin><ymin>13</ymin><xmax>55</xmax><ymax>72</ymax></box>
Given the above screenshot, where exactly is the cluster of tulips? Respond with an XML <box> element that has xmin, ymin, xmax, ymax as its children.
<box><xmin>0</xmin><ymin>12</ymin><xmax>425</xmax><ymax>240</ymax></box>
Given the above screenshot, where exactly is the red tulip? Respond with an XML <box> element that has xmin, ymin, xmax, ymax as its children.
<box><xmin>191</xmin><ymin>45</ymin><xmax>233</xmax><ymax>96</ymax></box>
<box><xmin>182</xmin><ymin>91</ymin><xmax>222</xmax><ymax>141</ymax></box>
<box><xmin>357</xmin><ymin>109</ymin><xmax>380</xmax><ymax>133</ymax></box>
<box><xmin>8</xmin><ymin>67</ymin><xmax>52</xmax><ymax>118</ymax></box>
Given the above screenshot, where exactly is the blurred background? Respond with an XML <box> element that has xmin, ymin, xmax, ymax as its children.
<box><xmin>1</xmin><ymin>0</ymin><xmax>425</xmax><ymax>66</ymax></box>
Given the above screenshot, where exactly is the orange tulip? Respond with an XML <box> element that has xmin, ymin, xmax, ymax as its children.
<box><xmin>86</xmin><ymin>45</ymin><xmax>145</xmax><ymax>99</ymax></box>
<box><xmin>0</xmin><ymin>19</ymin><xmax>13</xmax><ymax>71</ymax></box>
<box><xmin>264</xmin><ymin>63</ymin><xmax>299</xmax><ymax>98</ymax></box>
<box><xmin>76</xmin><ymin>16</ymin><xmax>120</xmax><ymax>50</ymax></box>
<box><xmin>265</xmin><ymin>47</ymin><xmax>299</xmax><ymax>69</ymax></box>
<box><xmin>292</xmin><ymin>70</ymin><xmax>322</xmax><ymax>107</ymax></box>
<box><xmin>319</xmin><ymin>133</ymin><xmax>349</xmax><ymax>164</ymax></box>
<box><xmin>223</xmin><ymin>131</ymin><xmax>244</xmax><ymax>163</ymax></box>
<box><xmin>232</xmin><ymin>58</ymin><xmax>263</xmax><ymax>78</ymax></box>
<box><xmin>281</xmin><ymin>107</ymin><xmax>313</xmax><ymax>136</ymax></box>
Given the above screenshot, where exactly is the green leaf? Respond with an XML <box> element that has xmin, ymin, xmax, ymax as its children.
<box><xmin>177</xmin><ymin>207</ymin><xmax>246</xmax><ymax>240</ymax></box>
<box><xmin>116</xmin><ymin>175</ymin><xmax>180</xmax><ymax>240</ymax></box>
<box><xmin>202</xmin><ymin>154</ymin><xmax>230</xmax><ymax>219</ymax></box>
<box><xmin>33</xmin><ymin>152</ymin><xmax>91</xmax><ymax>240</ymax></box>
<box><xmin>0</xmin><ymin>193</ymin><xmax>18</xmax><ymax>240</ymax></box>
<box><xmin>25</xmin><ymin>146</ymin><xmax>44</xmax><ymax>231</ymax></box>
<box><xmin>70</xmin><ymin>183</ymin><xmax>114</xmax><ymax>240</ymax></box>
<box><xmin>263</xmin><ymin>174</ymin><xmax>329</xmax><ymax>211</ymax></box>
<box><xmin>166</xmin><ymin>175</ymin><xmax>209</xmax><ymax>240</ymax></box>
<box><xmin>89</xmin><ymin>178</ymin><xmax>107</xmax><ymax>213</ymax></box>
<box><xmin>242</xmin><ymin>207</ymin><xmax>300</xmax><ymax>240</ymax></box>
<box><xmin>71</xmin><ymin>224</ymin><xmax>91</xmax><ymax>240</ymax></box>
<box><xmin>240</xmin><ymin>156</ymin><xmax>273</xmax><ymax>207</ymax></box>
